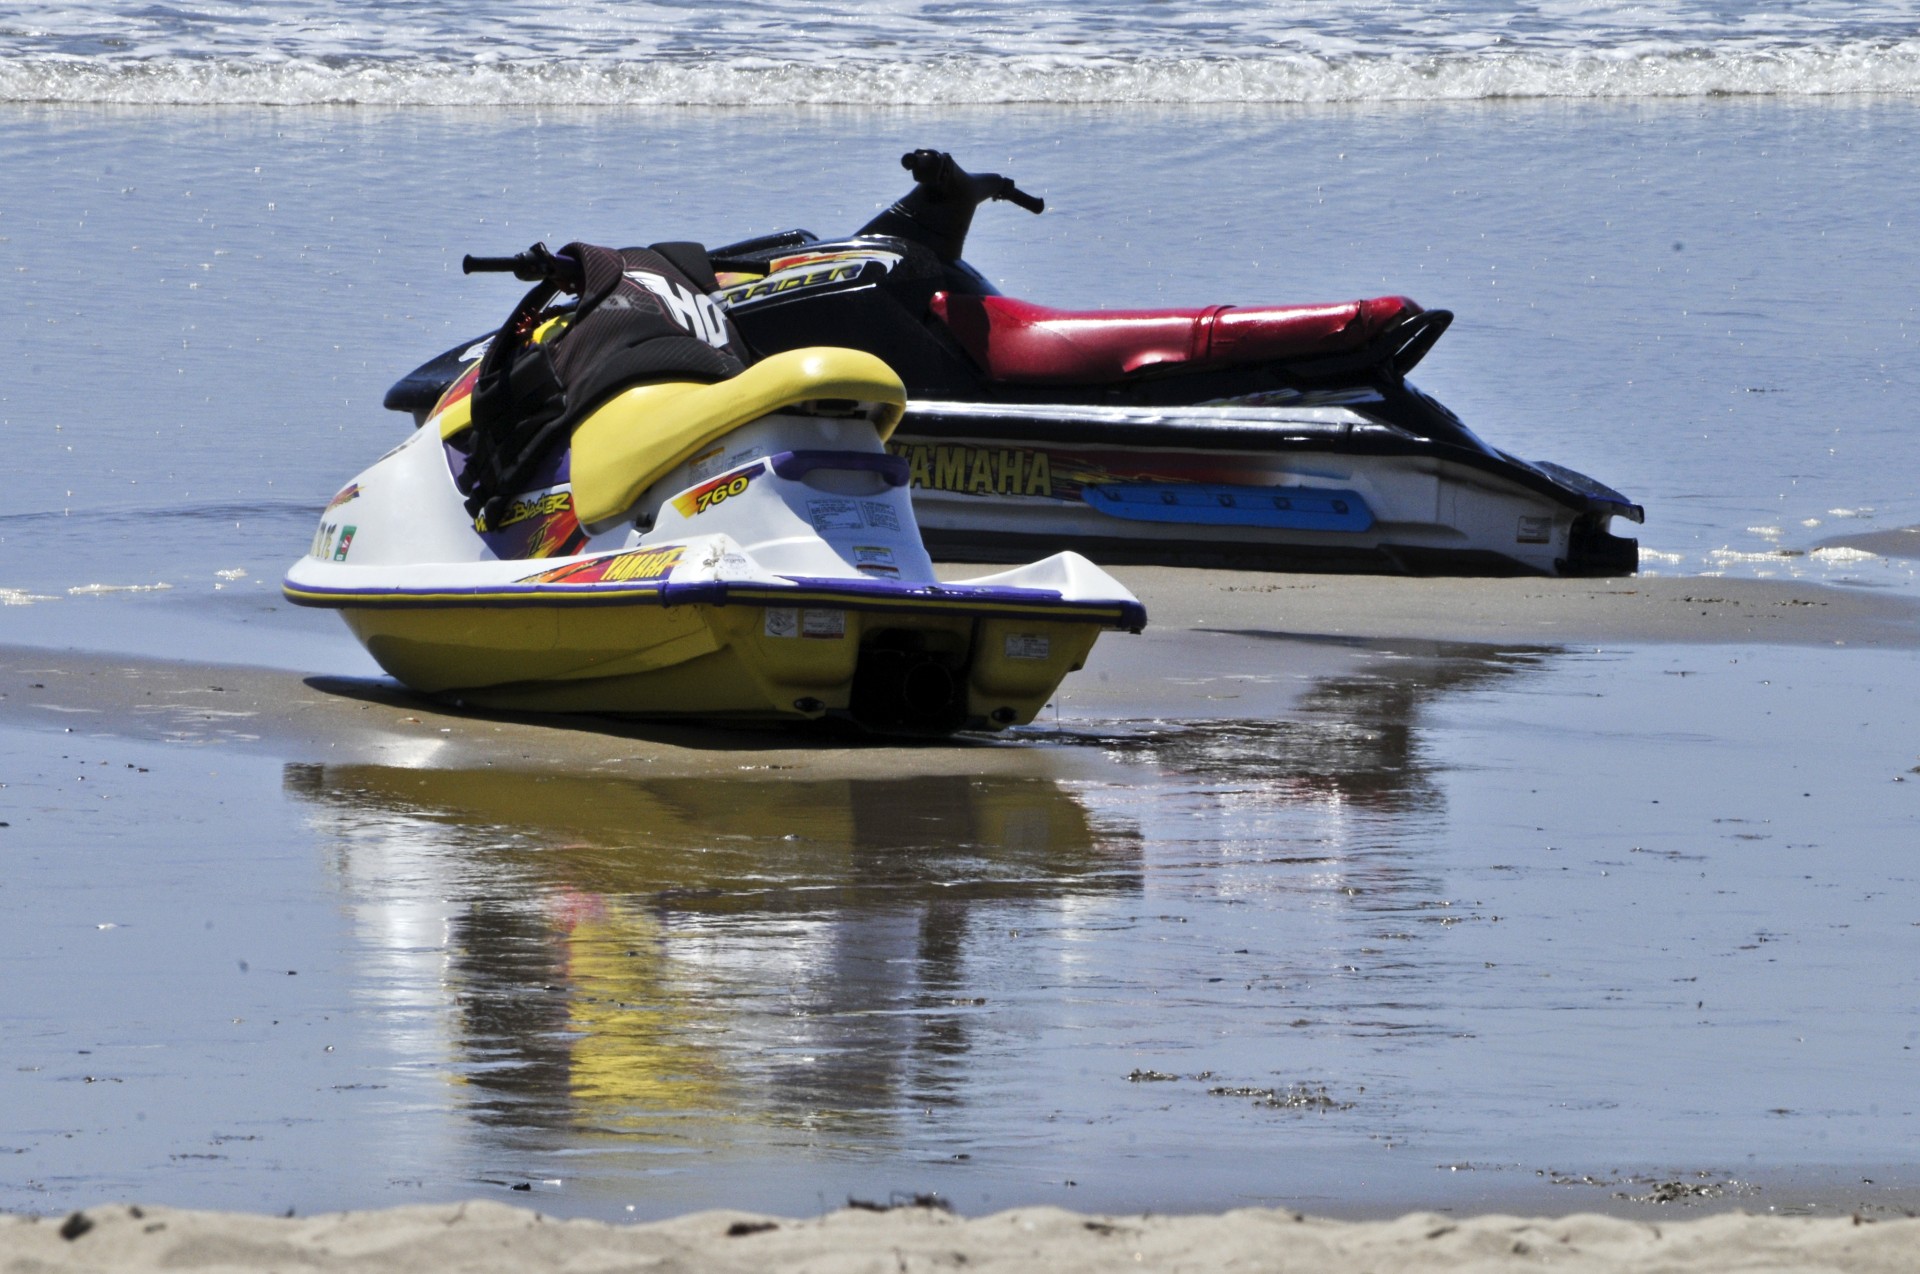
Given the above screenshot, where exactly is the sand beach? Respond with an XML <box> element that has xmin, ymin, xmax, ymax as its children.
<box><xmin>9</xmin><ymin>1197</ymin><xmax>1920</xmax><ymax>1273</ymax></box>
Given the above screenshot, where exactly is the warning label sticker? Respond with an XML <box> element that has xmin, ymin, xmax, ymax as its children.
<box><xmin>1004</xmin><ymin>633</ymin><xmax>1051</xmax><ymax>661</ymax></box>
<box><xmin>808</xmin><ymin>499</ymin><xmax>864</xmax><ymax>531</ymax></box>
<box><xmin>802</xmin><ymin>609</ymin><xmax>847</xmax><ymax>639</ymax></box>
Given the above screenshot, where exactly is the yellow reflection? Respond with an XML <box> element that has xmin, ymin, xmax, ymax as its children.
<box><xmin>552</xmin><ymin>894</ymin><xmax>722</xmax><ymax>1120</ymax></box>
<box><xmin>286</xmin><ymin>763</ymin><xmax>1138</xmax><ymax>1130</ymax></box>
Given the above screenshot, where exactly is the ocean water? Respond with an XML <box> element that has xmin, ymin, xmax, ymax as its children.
<box><xmin>3</xmin><ymin>0</ymin><xmax>1920</xmax><ymax>1225</ymax></box>
<box><xmin>5</xmin><ymin>0</ymin><xmax>1920</xmax><ymax>104</ymax></box>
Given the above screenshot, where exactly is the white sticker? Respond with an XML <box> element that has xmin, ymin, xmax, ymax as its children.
<box><xmin>763</xmin><ymin>607</ymin><xmax>798</xmax><ymax>638</ymax></box>
<box><xmin>861</xmin><ymin>501</ymin><xmax>901</xmax><ymax>532</ymax></box>
<box><xmin>1004</xmin><ymin>633</ymin><xmax>1051</xmax><ymax>661</ymax></box>
<box><xmin>624</xmin><ymin>269</ymin><xmax>732</xmax><ymax>348</ymax></box>
<box><xmin>1516</xmin><ymin>515</ymin><xmax>1553</xmax><ymax>544</ymax></box>
<box><xmin>808</xmin><ymin>499</ymin><xmax>864</xmax><ymax>531</ymax></box>
<box><xmin>853</xmin><ymin>545</ymin><xmax>895</xmax><ymax>565</ymax></box>
<box><xmin>802</xmin><ymin>609</ymin><xmax>847</xmax><ymax>639</ymax></box>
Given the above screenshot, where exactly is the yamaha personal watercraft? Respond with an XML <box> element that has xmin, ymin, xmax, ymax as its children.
<box><xmin>385</xmin><ymin>152</ymin><xmax>1643</xmax><ymax>578</ymax></box>
<box><xmin>285</xmin><ymin>242</ymin><xmax>1144</xmax><ymax>734</ymax></box>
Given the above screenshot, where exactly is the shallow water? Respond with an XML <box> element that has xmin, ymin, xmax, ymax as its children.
<box><xmin>5</xmin><ymin>636</ymin><xmax>1917</xmax><ymax>1219</ymax></box>
<box><xmin>4</xmin><ymin>96</ymin><xmax>1920</xmax><ymax>673</ymax></box>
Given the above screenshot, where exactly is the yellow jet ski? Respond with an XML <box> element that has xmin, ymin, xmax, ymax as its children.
<box><xmin>283</xmin><ymin>241</ymin><xmax>1144</xmax><ymax>734</ymax></box>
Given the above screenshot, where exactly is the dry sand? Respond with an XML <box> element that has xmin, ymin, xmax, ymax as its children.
<box><xmin>6</xmin><ymin>569</ymin><xmax>1919</xmax><ymax>1269</ymax></box>
<box><xmin>6</xmin><ymin>1199</ymin><xmax>1918</xmax><ymax>1273</ymax></box>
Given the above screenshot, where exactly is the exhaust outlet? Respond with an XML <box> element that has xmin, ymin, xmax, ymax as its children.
<box><xmin>848</xmin><ymin>631</ymin><xmax>968</xmax><ymax>734</ymax></box>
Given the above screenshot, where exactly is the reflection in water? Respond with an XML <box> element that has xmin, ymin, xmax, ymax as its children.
<box><xmin>279</xmin><ymin>637</ymin><xmax>1557</xmax><ymax>1204</ymax></box>
<box><xmin>283</xmin><ymin>767</ymin><xmax>1142</xmax><ymax>1146</ymax></box>
<box><xmin>1092</xmin><ymin>638</ymin><xmax>1545</xmax><ymax>810</ymax></box>
<box><xmin>1065</xmin><ymin>639</ymin><xmax>1547</xmax><ymax>1045</ymax></box>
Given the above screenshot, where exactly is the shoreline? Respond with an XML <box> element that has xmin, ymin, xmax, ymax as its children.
<box><xmin>1095</xmin><ymin>567</ymin><xmax>1920</xmax><ymax>648</ymax></box>
<box><xmin>7</xmin><ymin>1199</ymin><xmax>1920</xmax><ymax>1272</ymax></box>
<box><xmin>5</xmin><ymin>572</ymin><xmax>1917</xmax><ymax>778</ymax></box>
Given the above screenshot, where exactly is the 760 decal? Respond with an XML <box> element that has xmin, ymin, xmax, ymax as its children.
<box><xmin>671</xmin><ymin>463</ymin><xmax>762</xmax><ymax>518</ymax></box>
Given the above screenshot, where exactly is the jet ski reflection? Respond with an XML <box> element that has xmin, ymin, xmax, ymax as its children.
<box><xmin>283</xmin><ymin>765</ymin><xmax>1140</xmax><ymax>1133</ymax></box>
<box><xmin>1090</xmin><ymin>638</ymin><xmax>1547</xmax><ymax>812</ymax></box>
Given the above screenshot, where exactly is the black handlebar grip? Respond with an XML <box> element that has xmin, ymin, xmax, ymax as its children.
<box><xmin>1001</xmin><ymin>184</ymin><xmax>1045</xmax><ymax>215</ymax></box>
<box><xmin>462</xmin><ymin>255</ymin><xmax>522</xmax><ymax>274</ymax></box>
<box><xmin>461</xmin><ymin>247</ymin><xmax>580</xmax><ymax>284</ymax></box>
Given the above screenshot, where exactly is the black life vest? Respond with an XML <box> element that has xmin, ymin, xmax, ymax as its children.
<box><xmin>458</xmin><ymin>241</ymin><xmax>746</xmax><ymax>529</ymax></box>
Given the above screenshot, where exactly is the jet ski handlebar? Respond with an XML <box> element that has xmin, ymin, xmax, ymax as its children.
<box><xmin>857</xmin><ymin>149</ymin><xmax>1044</xmax><ymax>263</ymax></box>
<box><xmin>461</xmin><ymin>243</ymin><xmax>581</xmax><ymax>286</ymax></box>
<box><xmin>900</xmin><ymin>148</ymin><xmax>1044</xmax><ymax>215</ymax></box>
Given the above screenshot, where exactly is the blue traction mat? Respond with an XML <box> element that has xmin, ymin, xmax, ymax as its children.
<box><xmin>1081</xmin><ymin>482</ymin><xmax>1374</xmax><ymax>532</ymax></box>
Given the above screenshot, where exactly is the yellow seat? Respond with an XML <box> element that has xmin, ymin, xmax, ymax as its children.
<box><xmin>567</xmin><ymin>347</ymin><xmax>906</xmax><ymax>532</ymax></box>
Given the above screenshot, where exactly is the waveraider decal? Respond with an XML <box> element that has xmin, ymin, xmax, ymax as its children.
<box><xmin>519</xmin><ymin>545</ymin><xmax>687</xmax><ymax>586</ymax></box>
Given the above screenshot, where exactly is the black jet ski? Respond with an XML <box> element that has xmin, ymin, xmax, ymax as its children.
<box><xmin>386</xmin><ymin>151</ymin><xmax>1643</xmax><ymax>577</ymax></box>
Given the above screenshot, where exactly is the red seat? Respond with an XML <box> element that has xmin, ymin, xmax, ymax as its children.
<box><xmin>930</xmin><ymin>292</ymin><xmax>1423</xmax><ymax>385</ymax></box>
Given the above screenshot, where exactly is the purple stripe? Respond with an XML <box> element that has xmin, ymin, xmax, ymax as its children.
<box><xmin>768</xmin><ymin>574</ymin><xmax>1061</xmax><ymax>602</ymax></box>
<box><xmin>660</xmin><ymin>577</ymin><xmax>1144</xmax><ymax>628</ymax></box>
<box><xmin>284</xmin><ymin>574</ymin><xmax>1145</xmax><ymax>629</ymax></box>
<box><xmin>768</xmin><ymin>450</ymin><xmax>910</xmax><ymax>486</ymax></box>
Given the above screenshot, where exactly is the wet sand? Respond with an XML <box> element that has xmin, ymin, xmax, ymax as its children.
<box><xmin>6</xmin><ymin>570</ymin><xmax>1916</xmax><ymax>776</ymax></box>
<box><xmin>8</xmin><ymin>1199</ymin><xmax>1920</xmax><ymax>1272</ymax></box>
<box><xmin>0</xmin><ymin>641</ymin><xmax>1084</xmax><ymax>783</ymax></box>
<box><xmin>5</xmin><ymin>570</ymin><xmax>1920</xmax><ymax>1261</ymax></box>
<box><xmin>1103</xmin><ymin>566</ymin><xmax>1920</xmax><ymax>648</ymax></box>
<box><xmin>1814</xmin><ymin>524</ymin><xmax>1920</xmax><ymax>562</ymax></box>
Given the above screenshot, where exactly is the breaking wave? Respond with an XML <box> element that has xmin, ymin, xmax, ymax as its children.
<box><xmin>5</xmin><ymin>46</ymin><xmax>1920</xmax><ymax>107</ymax></box>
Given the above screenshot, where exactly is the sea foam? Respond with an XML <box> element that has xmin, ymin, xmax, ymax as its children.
<box><xmin>5</xmin><ymin>46</ymin><xmax>1920</xmax><ymax>107</ymax></box>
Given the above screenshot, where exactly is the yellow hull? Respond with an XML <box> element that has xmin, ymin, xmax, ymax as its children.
<box><xmin>340</xmin><ymin>597</ymin><xmax>1101</xmax><ymax>726</ymax></box>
